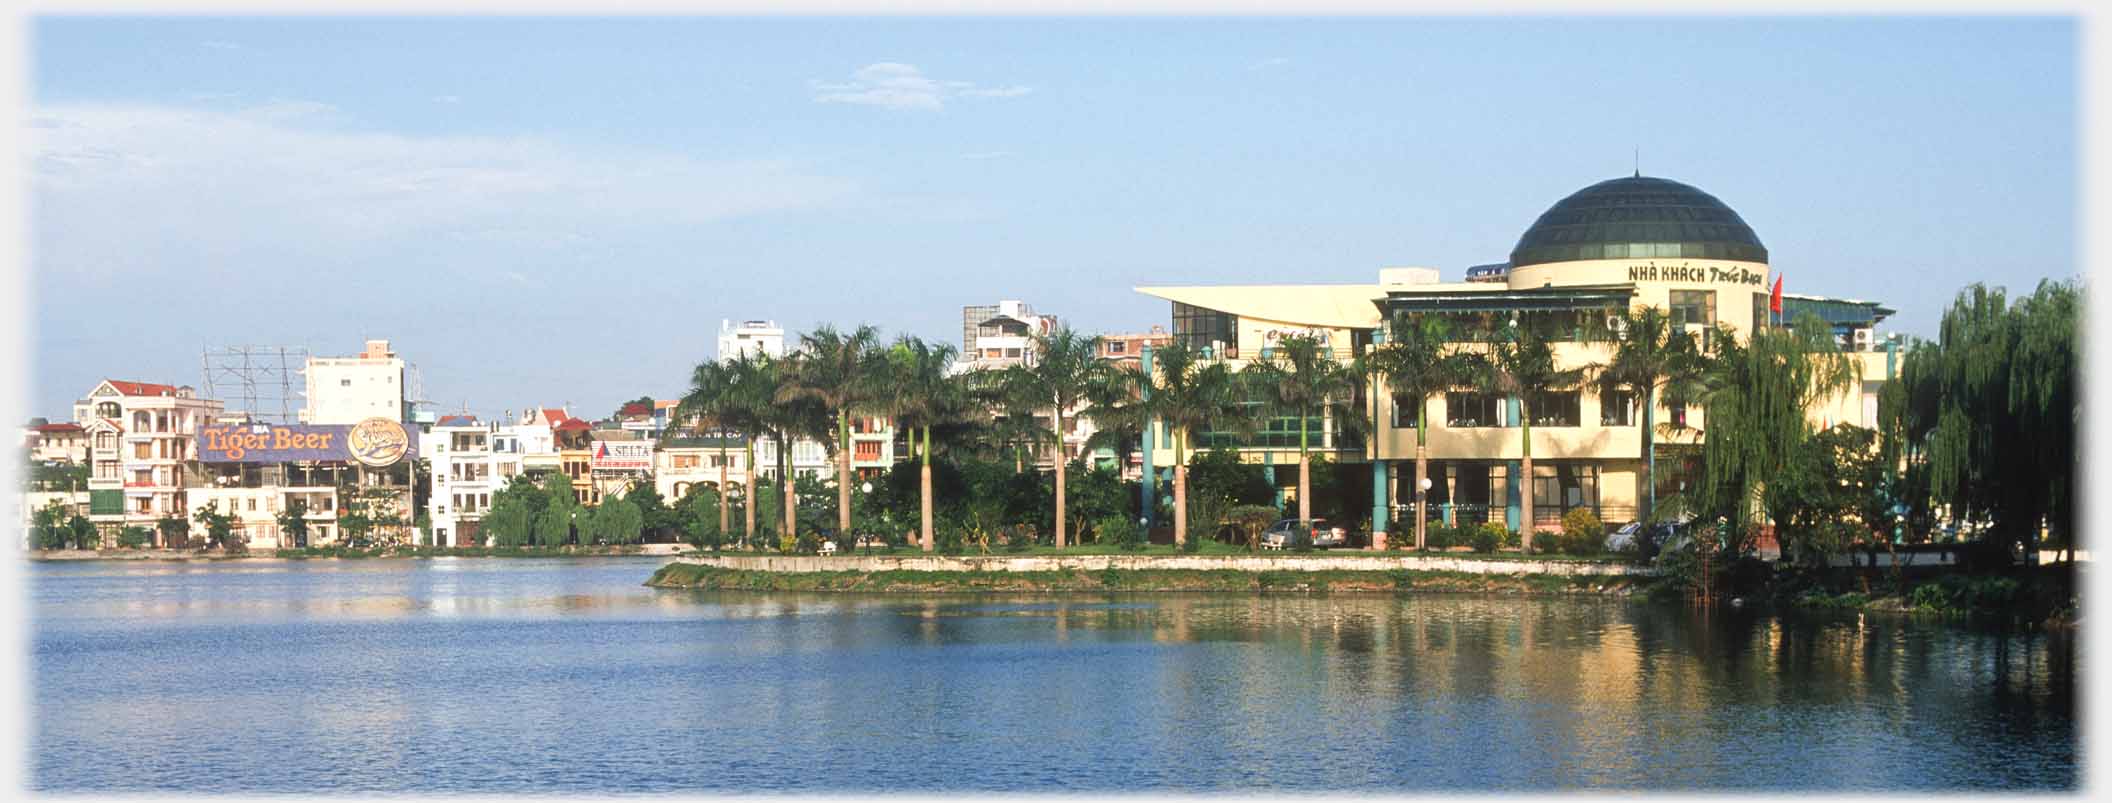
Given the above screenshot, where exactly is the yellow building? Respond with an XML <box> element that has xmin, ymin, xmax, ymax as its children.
<box><xmin>1136</xmin><ymin>175</ymin><xmax>1894</xmax><ymax>538</ymax></box>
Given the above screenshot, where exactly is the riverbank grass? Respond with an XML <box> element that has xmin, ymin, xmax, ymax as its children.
<box><xmin>647</xmin><ymin>562</ymin><xmax>1663</xmax><ymax>596</ymax></box>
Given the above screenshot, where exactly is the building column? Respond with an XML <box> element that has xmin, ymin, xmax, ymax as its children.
<box><xmin>1505</xmin><ymin>460</ymin><xmax>1522</xmax><ymax>534</ymax></box>
<box><xmin>1370</xmin><ymin>459</ymin><xmax>1388</xmax><ymax>550</ymax></box>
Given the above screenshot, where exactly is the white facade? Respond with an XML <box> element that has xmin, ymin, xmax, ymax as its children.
<box><xmin>302</xmin><ymin>339</ymin><xmax>406</xmax><ymax>425</ymax></box>
<box><xmin>718</xmin><ymin>319</ymin><xmax>785</xmax><ymax>362</ymax></box>
<box><xmin>70</xmin><ymin>380</ymin><xmax>225</xmax><ymax>541</ymax></box>
<box><xmin>956</xmin><ymin>299</ymin><xmax>1058</xmax><ymax>374</ymax></box>
<box><xmin>424</xmin><ymin>419</ymin><xmax>523</xmax><ymax>547</ymax></box>
<box><xmin>655</xmin><ymin>438</ymin><xmax>751</xmax><ymax>503</ymax></box>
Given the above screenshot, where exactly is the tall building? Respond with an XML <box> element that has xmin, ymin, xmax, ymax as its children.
<box><xmin>301</xmin><ymin>340</ymin><xmax>407</xmax><ymax>425</ymax></box>
<box><xmin>71</xmin><ymin>379</ymin><xmax>224</xmax><ymax>543</ymax></box>
<box><xmin>718</xmin><ymin>320</ymin><xmax>785</xmax><ymax>362</ymax></box>
<box><xmin>423</xmin><ymin>415</ymin><xmax>523</xmax><ymax>546</ymax></box>
<box><xmin>1135</xmin><ymin>174</ymin><xmax>1895</xmax><ymax>541</ymax></box>
<box><xmin>958</xmin><ymin>300</ymin><xmax>1058</xmax><ymax>372</ymax></box>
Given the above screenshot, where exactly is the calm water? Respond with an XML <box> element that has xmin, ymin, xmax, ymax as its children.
<box><xmin>29</xmin><ymin>557</ymin><xmax>2079</xmax><ymax>792</ymax></box>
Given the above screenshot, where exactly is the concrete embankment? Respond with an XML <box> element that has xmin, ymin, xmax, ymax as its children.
<box><xmin>648</xmin><ymin>553</ymin><xmax>1661</xmax><ymax>595</ymax></box>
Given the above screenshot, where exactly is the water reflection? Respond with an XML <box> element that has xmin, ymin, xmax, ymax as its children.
<box><xmin>30</xmin><ymin>560</ymin><xmax>2077</xmax><ymax>793</ymax></box>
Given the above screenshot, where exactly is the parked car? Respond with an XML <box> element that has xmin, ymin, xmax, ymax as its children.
<box><xmin>1260</xmin><ymin>518</ymin><xmax>1347</xmax><ymax>550</ymax></box>
<box><xmin>1607</xmin><ymin>515</ymin><xmax>1693</xmax><ymax>560</ymax></box>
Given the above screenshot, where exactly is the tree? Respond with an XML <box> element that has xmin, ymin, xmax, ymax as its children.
<box><xmin>1364</xmin><ymin>313</ymin><xmax>1482</xmax><ymax>550</ymax></box>
<box><xmin>1001</xmin><ymin>327</ymin><xmax>1104</xmax><ymax>548</ymax></box>
<box><xmin>1665</xmin><ymin>315</ymin><xmax>1857</xmax><ymax>555</ymax></box>
<box><xmin>1595</xmin><ymin>306</ymin><xmax>1707</xmax><ymax>526</ymax></box>
<box><xmin>878</xmin><ymin>336</ymin><xmax>963</xmax><ymax>552</ymax></box>
<box><xmin>680</xmin><ymin>359</ymin><xmax>748</xmax><ymax>540</ymax></box>
<box><xmin>156</xmin><ymin>514</ymin><xmax>189</xmax><ymax>549</ymax></box>
<box><xmin>277</xmin><ymin>498</ymin><xmax>312</xmax><ymax>548</ymax></box>
<box><xmin>1140</xmin><ymin>341</ymin><xmax>1246</xmax><ymax>547</ymax></box>
<box><xmin>1243</xmin><ymin>332</ymin><xmax>1363</xmax><ymax>528</ymax></box>
<box><xmin>117</xmin><ymin>526</ymin><xmax>152</xmax><ymax>549</ymax></box>
<box><xmin>535</xmin><ymin>471</ymin><xmax>577</xmax><ymax>547</ymax></box>
<box><xmin>1066</xmin><ymin>460</ymin><xmax>1130</xmax><ymax>543</ymax></box>
<box><xmin>484</xmin><ymin>496</ymin><xmax>535</xmax><ymax>548</ymax></box>
<box><xmin>1470</xmin><ymin>318</ymin><xmax>1587</xmax><ymax>550</ymax></box>
<box><xmin>753</xmin><ymin>353</ymin><xmax>831</xmax><ymax>542</ymax></box>
<box><xmin>679</xmin><ymin>484</ymin><xmax>725</xmax><ymax>549</ymax></box>
<box><xmin>591</xmin><ymin>496</ymin><xmax>644</xmax><ymax>545</ymax></box>
<box><xmin>66</xmin><ymin>514</ymin><xmax>99</xmax><ymax>551</ymax></box>
<box><xmin>1765</xmin><ymin>424</ymin><xmax>1881</xmax><ymax>567</ymax></box>
<box><xmin>31</xmin><ymin>499</ymin><xmax>68</xmax><ymax>550</ymax></box>
<box><xmin>623</xmin><ymin>483</ymin><xmax>677</xmax><ymax>542</ymax></box>
<box><xmin>780</xmin><ymin>325</ymin><xmax>885</xmax><ymax>541</ymax></box>
<box><xmin>1887</xmin><ymin>280</ymin><xmax>2078</xmax><ymax>559</ymax></box>
<box><xmin>192</xmin><ymin>501</ymin><xmax>238</xmax><ymax>550</ymax></box>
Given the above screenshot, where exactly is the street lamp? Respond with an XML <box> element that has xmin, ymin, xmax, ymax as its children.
<box><xmin>1417</xmin><ymin>476</ymin><xmax>1433</xmax><ymax>551</ymax></box>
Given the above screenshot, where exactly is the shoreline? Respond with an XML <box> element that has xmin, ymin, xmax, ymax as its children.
<box><xmin>646</xmin><ymin>560</ymin><xmax>1672</xmax><ymax>597</ymax></box>
<box><xmin>26</xmin><ymin>545</ymin><xmax>686</xmax><ymax>561</ymax></box>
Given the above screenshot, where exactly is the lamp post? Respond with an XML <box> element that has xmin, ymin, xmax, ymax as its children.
<box><xmin>1417</xmin><ymin>476</ymin><xmax>1433</xmax><ymax>552</ymax></box>
<box><xmin>859</xmin><ymin>481</ymin><xmax>874</xmax><ymax>554</ymax></box>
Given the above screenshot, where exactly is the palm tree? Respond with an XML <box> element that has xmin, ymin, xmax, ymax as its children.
<box><xmin>779</xmin><ymin>325</ymin><xmax>885</xmax><ymax>542</ymax></box>
<box><xmin>879</xmin><ymin>336</ymin><xmax>960</xmax><ymax>551</ymax></box>
<box><xmin>1241</xmin><ymin>333</ymin><xmax>1362</xmax><ymax>528</ymax></box>
<box><xmin>678</xmin><ymin>359</ymin><xmax>739</xmax><ymax>539</ymax></box>
<box><xmin>1595</xmin><ymin>306</ymin><xmax>1709</xmax><ymax>526</ymax></box>
<box><xmin>1473</xmin><ymin>318</ymin><xmax>1587</xmax><ymax>551</ymax></box>
<box><xmin>1000</xmin><ymin>328</ymin><xmax>1104</xmax><ymax>548</ymax></box>
<box><xmin>1141</xmin><ymin>341</ymin><xmax>1245</xmax><ymax>547</ymax></box>
<box><xmin>750</xmin><ymin>353</ymin><xmax>828</xmax><ymax>543</ymax></box>
<box><xmin>1364</xmin><ymin>313</ymin><xmax>1481</xmax><ymax>550</ymax></box>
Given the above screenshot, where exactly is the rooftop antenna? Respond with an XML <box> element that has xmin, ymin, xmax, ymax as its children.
<box><xmin>1634</xmin><ymin>147</ymin><xmax>1640</xmax><ymax>178</ymax></box>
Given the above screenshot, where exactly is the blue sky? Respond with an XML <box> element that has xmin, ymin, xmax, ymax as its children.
<box><xmin>28</xmin><ymin>17</ymin><xmax>2077</xmax><ymax>422</ymax></box>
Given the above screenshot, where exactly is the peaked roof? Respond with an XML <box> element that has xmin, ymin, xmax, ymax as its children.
<box><xmin>553</xmin><ymin>419</ymin><xmax>592</xmax><ymax>432</ymax></box>
<box><xmin>436</xmin><ymin>415</ymin><xmax>479</xmax><ymax>427</ymax></box>
<box><xmin>619</xmin><ymin>402</ymin><xmax>652</xmax><ymax>417</ymax></box>
<box><xmin>103</xmin><ymin>380</ymin><xmax>182</xmax><ymax>397</ymax></box>
<box><xmin>31</xmin><ymin>422</ymin><xmax>85</xmax><ymax>433</ymax></box>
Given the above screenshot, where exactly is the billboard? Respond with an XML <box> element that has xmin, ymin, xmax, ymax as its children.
<box><xmin>196</xmin><ymin>417</ymin><xmax>416</xmax><ymax>466</ymax></box>
<box><xmin>591</xmin><ymin>440</ymin><xmax>652</xmax><ymax>472</ymax></box>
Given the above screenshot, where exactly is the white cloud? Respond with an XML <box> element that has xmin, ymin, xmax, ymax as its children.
<box><xmin>810</xmin><ymin>62</ymin><xmax>1031</xmax><ymax>111</ymax></box>
<box><xmin>29</xmin><ymin>100</ymin><xmax>860</xmax><ymax>282</ymax></box>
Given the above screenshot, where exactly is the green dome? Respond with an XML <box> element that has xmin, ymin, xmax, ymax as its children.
<box><xmin>1509</xmin><ymin>176</ymin><xmax>1768</xmax><ymax>268</ymax></box>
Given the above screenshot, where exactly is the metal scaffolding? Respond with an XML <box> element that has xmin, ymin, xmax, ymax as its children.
<box><xmin>200</xmin><ymin>345</ymin><xmax>309</xmax><ymax>424</ymax></box>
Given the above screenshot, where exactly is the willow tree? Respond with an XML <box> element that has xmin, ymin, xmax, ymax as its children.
<box><xmin>1887</xmin><ymin>280</ymin><xmax>2077</xmax><ymax>558</ymax></box>
<box><xmin>1002</xmin><ymin>327</ymin><xmax>1104</xmax><ymax>548</ymax></box>
<box><xmin>1666</xmin><ymin>315</ymin><xmax>1857</xmax><ymax>554</ymax></box>
<box><xmin>1364</xmin><ymin>313</ymin><xmax>1480</xmax><ymax>550</ymax></box>
<box><xmin>1472</xmin><ymin>319</ymin><xmax>1586</xmax><ymax>549</ymax></box>
<box><xmin>1243</xmin><ymin>333</ymin><xmax>1362</xmax><ymax>527</ymax></box>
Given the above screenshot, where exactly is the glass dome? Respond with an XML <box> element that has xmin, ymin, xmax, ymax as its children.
<box><xmin>1508</xmin><ymin>175</ymin><xmax>1767</xmax><ymax>268</ymax></box>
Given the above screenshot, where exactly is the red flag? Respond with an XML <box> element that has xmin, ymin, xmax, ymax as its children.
<box><xmin>1769</xmin><ymin>276</ymin><xmax>1783</xmax><ymax>314</ymax></box>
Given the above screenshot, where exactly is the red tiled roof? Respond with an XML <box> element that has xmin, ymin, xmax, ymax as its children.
<box><xmin>105</xmin><ymin>380</ymin><xmax>179</xmax><ymax>397</ymax></box>
<box><xmin>554</xmin><ymin>419</ymin><xmax>592</xmax><ymax>432</ymax></box>
<box><xmin>32</xmin><ymin>422</ymin><xmax>84</xmax><ymax>433</ymax></box>
<box><xmin>436</xmin><ymin>415</ymin><xmax>479</xmax><ymax>427</ymax></box>
<box><xmin>540</xmin><ymin>407</ymin><xmax>567</xmax><ymax>424</ymax></box>
<box><xmin>620</xmin><ymin>402</ymin><xmax>651</xmax><ymax>417</ymax></box>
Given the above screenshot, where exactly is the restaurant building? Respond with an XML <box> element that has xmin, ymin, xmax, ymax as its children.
<box><xmin>1135</xmin><ymin>174</ymin><xmax>1894</xmax><ymax>542</ymax></box>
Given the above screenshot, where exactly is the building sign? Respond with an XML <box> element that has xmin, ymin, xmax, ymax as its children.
<box><xmin>1258</xmin><ymin>326</ymin><xmax>1333</xmax><ymax>348</ymax></box>
<box><xmin>1625</xmin><ymin>262</ymin><xmax>1766</xmax><ymax>286</ymax></box>
<box><xmin>196</xmin><ymin>417</ymin><xmax>417</xmax><ymax>466</ymax></box>
<box><xmin>591</xmin><ymin>440</ymin><xmax>652</xmax><ymax>472</ymax></box>
<box><xmin>347</xmin><ymin>418</ymin><xmax>414</xmax><ymax>467</ymax></box>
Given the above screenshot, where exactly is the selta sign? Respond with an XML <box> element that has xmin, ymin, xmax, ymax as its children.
<box><xmin>196</xmin><ymin>417</ymin><xmax>416</xmax><ymax>466</ymax></box>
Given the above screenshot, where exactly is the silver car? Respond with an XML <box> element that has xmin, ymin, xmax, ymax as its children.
<box><xmin>1260</xmin><ymin>518</ymin><xmax>1346</xmax><ymax>550</ymax></box>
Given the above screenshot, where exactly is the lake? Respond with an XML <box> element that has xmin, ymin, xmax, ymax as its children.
<box><xmin>28</xmin><ymin>557</ymin><xmax>2079</xmax><ymax>792</ymax></box>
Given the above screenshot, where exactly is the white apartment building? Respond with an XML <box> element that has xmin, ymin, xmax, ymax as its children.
<box><xmin>655</xmin><ymin>435</ymin><xmax>749</xmax><ymax>503</ymax></box>
<box><xmin>302</xmin><ymin>339</ymin><xmax>406</xmax><ymax>425</ymax></box>
<box><xmin>751</xmin><ymin>414</ymin><xmax>897</xmax><ymax>483</ymax></box>
<box><xmin>71</xmin><ymin>379</ymin><xmax>224</xmax><ymax>543</ymax></box>
<box><xmin>718</xmin><ymin>319</ymin><xmax>785</xmax><ymax>363</ymax></box>
<box><xmin>424</xmin><ymin>415</ymin><xmax>523</xmax><ymax>547</ymax></box>
<box><xmin>957</xmin><ymin>300</ymin><xmax>1058</xmax><ymax>373</ymax></box>
<box><xmin>23</xmin><ymin>422</ymin><xmax>89</xmax><ymax>465</ymax></box>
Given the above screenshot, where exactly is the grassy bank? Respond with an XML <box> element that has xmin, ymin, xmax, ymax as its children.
<box><xmin>273</xmin><ymin>545</ymin><xmax>668</xmax><ymax>560</ymax></box>
<box><xmin>1767</xmin><ymin>564</ymin><xmax>2077</xmax><ymax>627</ymax></box>
<box><xmin>647</xmin><ymin>562</ymin><xmax>1672</xmax><ymax>596</ymax></box>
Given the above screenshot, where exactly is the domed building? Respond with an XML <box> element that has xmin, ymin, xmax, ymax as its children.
<box><xmin>1134</xmin><ymin>174</ymin><xmax>1894</xmax><ymax>550</ymax></box>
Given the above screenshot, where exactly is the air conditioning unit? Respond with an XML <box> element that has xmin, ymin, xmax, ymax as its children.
<box><xmin>1852</xmin><ymin>329</ymin><xmax>1874</xmax><ymax>351</ymax></box>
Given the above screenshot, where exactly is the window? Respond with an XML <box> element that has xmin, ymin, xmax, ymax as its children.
<box><xmin>340</xmin><ymin>379</ymin><xmax>352</xmax><ymax>387</ymax></box>
<box><xmin>133</xmin><ymin>442</ymin><xmax>151</xmax><ymax>459</ymax></box>
<box><xmin>1600</xmin><ymin>384</ymin><xmax>1635</xmax><ymax>426</ymax></box>
<box><xmin>1752</xmin><ymin>292</ymin><xmax>1771</xmax><ymax>332</ymax></box>
<box><xmin>246</xmin><ymin>498</ymin><xmax>257</xmax><ymax>512</ymax></box>
<box><xmin>1391</xmin><ymin>394</ymin><xmax>1422</xmax><ymax>428</ymax></box>
<box><xmin>1527</xmin><ymin>391</ymin><xmax>1581</xmax><ymax>427</ymax></box>
<box><xmin>1107</xmin><ymin>341</ymin><xmax>1128</xmax><ymax>355</ymax></box>
<box><xmin>1447</xmin><ymin>393</ymin><xmax>1504</xmax><ymax>428</ymax></box>
<box><xmin>1669</xmin><ymin>290</ymin><xmax>1716</xmax><ymax>327</ymax></box>
<box><xmin>1531</xmin><ymin>464</ymin><xmax>1601</xmax><ymax>517</ymax></box>
<box><xmin>1004</xmin><ymin>348</ymin><xmax>1022</xmax><ymax>358</ymax></box>
<box><xmin>1670</xmin><ymin>403</ymin><xmax>1689</xmax><ymax>429</ymax></box>
<box><xmin>1171</xmin><ymin>302</ymin><xmax>1237</xmax><ymax>355</ymax></box>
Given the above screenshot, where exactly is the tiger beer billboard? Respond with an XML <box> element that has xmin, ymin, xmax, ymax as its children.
<box><xmin>196</xmin><ymin>417</ymin><xmax>417</xmax><ymax>467</ymax></box>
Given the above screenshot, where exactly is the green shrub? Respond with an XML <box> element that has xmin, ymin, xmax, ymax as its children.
<box><xmin>1560</xmin><ymin>508</ymin><xmax>1605</xmax><ymax>555</ymax></box>
<box><xmin>1471</xmin><ymin>524</ymin><xmax>1501</xmax><ymax>554</ymax></box>
<box><xmin>117</xmin><ymin>526</ymin><xmax>153</xmax><ymax>549</ymax></box>
<box><xmin>1530</xmin><ymin>532</ymin><xmax>1560</xmax><ymax>554</ymax></box>
<box><xmin>1097</xmin><ymin>515</ymin><xmax>1145</xmax><ymax>551</ymax></box>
